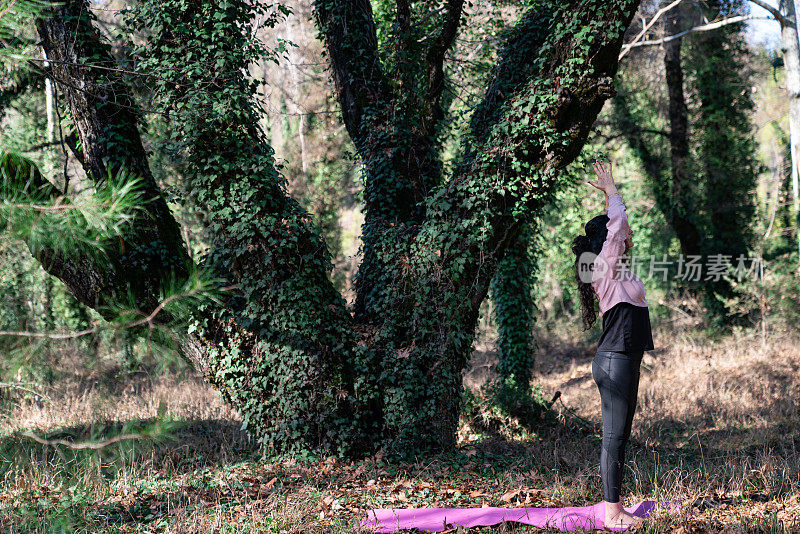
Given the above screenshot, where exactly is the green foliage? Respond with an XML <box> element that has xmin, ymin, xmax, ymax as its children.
<box><xmin>609</xmin><ymin>70</ymin><xmax>672</xmax><ymax>214</ymax></box>
<box><xmin>0</xmin><ymin>0</ymin><xmax>49</xmax><ymax>69</ymax></box>
<box><xmin>0</xmin><ymin>85</ymin><xmax>51</xmax><ymax>162</ymax></box>
<box><xmin>684</xmin><ymin>0</ymin><xmax>761</xmax><ymax>322</ymax></box>
<box><xmin>760</xmin><ymin>116</ymin><xmax>798</xmax><ymax>260</ymax></box>
<box><xmin>481</xmin><ymin>376</ymin><xmax>552</xmax><ymax>426</ymax></box>
<box><xmin>609</xmin><ymin>1</ymin><xmax>763</xmax><ymax>325</ymax></box>
<box><xmin>486</xmin><ymin>221</ymin><xmax>551</xmax><ymax>425</ymax></box>
<box><xmin>0</xmin><ymin>413</ymin><xmax>189</xmax><ymax>530</ymax></box>
<box><xmin>0</xmin><ymin>0</ymin><xmax>47</xmax><ymax>39</ymax></box>
<box><xmin>0</xmin><ymin>149</ymin><xmax>143</xmax><ymax>264</ymax></box>
<box><xmin>725</xmin><ymin>253</ymin><xmax>800</xmax><ymax>333</ymax></box>
<box><xmin>0</xmin><ymin>148</ymin><xmax>225</xmax><ymax>380</ymax></box>
<box><xmin>122</xmin><ymin>0</ymin><xmax>636</xmax><ymax>459</ymax></box>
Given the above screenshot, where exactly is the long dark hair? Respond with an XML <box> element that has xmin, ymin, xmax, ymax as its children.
<box><xmin>571</xmin><ymin>214</ymin><xmax>609</xmax><ymax>330</ymax></box>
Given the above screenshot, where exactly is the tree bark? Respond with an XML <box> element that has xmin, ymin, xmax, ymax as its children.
<box><xmin>34</xmin><ymin>1</ymin><xmax>192</xmax><ymax>317</ymax></box>
<box><xmin>781</xmin><ymin>0</ymin><xmax>800</xmax><ymax>262</ymax></box>
<box><xmin>663</xmin><ymin>4</ymin><xmax>703</xmax><ymax>257</ymax></box>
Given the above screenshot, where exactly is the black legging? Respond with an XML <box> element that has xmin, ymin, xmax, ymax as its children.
<box><xmin>591</xmin><ymin>349</ymin><xmax>643</xmax><ymax>503</ymax></box>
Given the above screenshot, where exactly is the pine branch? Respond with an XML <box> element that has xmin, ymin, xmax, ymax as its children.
<box><xmin>18</xmin><ymin>431</ymin><xmax>146</xmax><ymax>450</ymax></box>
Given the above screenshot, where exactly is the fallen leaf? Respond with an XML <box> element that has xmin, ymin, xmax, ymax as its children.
<box><xmin>500</xmin><ymin>487</ymin><xmax>521</xmax><ymax>502</ymax></box>
<box><xmin>391</xmin><ymin>480</ymin><xmax>413</xmax><ymax>492</ymax></box>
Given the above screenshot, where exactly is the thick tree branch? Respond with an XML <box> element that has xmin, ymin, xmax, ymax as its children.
<box><xmin>33</xmin><ymin>0</ymin><xmax>192</xmax><ymax>317</ymax></box>
<box><xmin>446</xmin><ymin>0</ymin><xmax>641</xmax><ymax>310</ymax></box>
<box><xmin>423</xmin><ymin>0</ymin><xmax>465</xmax><ymax>135</ymax></box>
<box><xmin>749</xmin><ymin>0</ymin><xmax>791</xmax><ymax>26</ymax></box>
<box><xmin>396</xmin><ymin>0</ymin><xmax>414</xmax><ymax>109</ymax></box>
<box><xmin>312</xmin><ymin>0</ymin><xmax>390</xmax><ymax>143</ymax></box>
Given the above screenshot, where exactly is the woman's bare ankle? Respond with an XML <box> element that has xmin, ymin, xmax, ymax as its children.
<box><xmin>604</xmin><ymin>499</ymin><xmax>624</xmax><ymax>519</ymax></box>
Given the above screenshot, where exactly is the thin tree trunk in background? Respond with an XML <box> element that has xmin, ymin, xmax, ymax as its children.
<box><xmin>780</xmin><ymin>0</ymin><xmax>800</xmax><ymax>263</ymax></box>
<box><xmin>663</xmin><ymin>4</ymin><xmax>703</xmax><ymax>257</ymax></box>
<box><xmin>44</xmin><ymin>78</ymin><xmax>54</xmax><ymax>143</ymax></box>
<box><xmin>286</xmin><ymin>14</ymin><xmax>308</xmax><ymax>175</ymax></box>
<box><xmin>42</xmin><ymin>49</ymin><xmax>54</xmax><ymax>143</ymax></box>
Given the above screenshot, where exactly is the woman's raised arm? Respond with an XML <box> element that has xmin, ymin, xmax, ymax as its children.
<box><xmin>588</xmin><ymin>160</ymin><xmax>630</xmax><ymax>280</ymax></box>
<box><xmin>598</xmin><ymin>194</ymin><xmax>630</xmax><ymax>279</ymax></box>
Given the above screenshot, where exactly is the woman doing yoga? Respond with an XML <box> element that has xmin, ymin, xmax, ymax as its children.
<box><xmin>571</xmin><ymin>159</ymin><xmax>654</xmax><ymax>531</ymax></box>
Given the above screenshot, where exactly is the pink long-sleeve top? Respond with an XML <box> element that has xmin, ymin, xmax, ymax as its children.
<box><xmin>591</xmin><ymin>194</ymin><xmax>648</xmax><ymax>314</ymax></box>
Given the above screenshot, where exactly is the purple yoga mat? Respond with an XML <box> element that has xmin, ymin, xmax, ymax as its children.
<box><xmin>353</xmin><ymin>500</ymin><xmax>675</xmax><ymax>532</ymax></box>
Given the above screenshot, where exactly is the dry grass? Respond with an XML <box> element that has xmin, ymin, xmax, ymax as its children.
<box><xmin>0</xmin><ymin>323</ymin><xmax>799</xmax><ymax>533</ymax></box>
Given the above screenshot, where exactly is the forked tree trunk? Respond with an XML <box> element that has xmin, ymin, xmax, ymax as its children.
<box><xmin>19</xmin><ymin>0</ymin><xmax>642</xmax><ymax>457</ymax></box>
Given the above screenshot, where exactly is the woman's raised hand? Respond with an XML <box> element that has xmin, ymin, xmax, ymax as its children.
<box><xmin>587</xmin><ymin>159</ymin><xmax>618</xmax><ymax>195</ymax></box>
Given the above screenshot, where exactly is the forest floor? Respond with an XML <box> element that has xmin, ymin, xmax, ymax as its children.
<box><xmin>0</xmin><ymin>323</ymin><xmax>799</xmax><ymax>533</ymax></box>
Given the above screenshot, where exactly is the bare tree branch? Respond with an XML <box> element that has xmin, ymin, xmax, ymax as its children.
<box><xmin>620</xmin><ymin>14</ymin><xmax>773</xmax><ymax>54</ymax></box>
<box><xmin>749</xmin><ymin>0</ymin><xmax>791</xmax><ymax>25</ymax></box>
<box><xmin>0</xmin><ymin>285</ymin><xmax>237</xmax><ymax>339</ymax></box>
<box><xmin>619</xmin><ymin>0</ymin><xmax>683</xmax><ymax>60</ymax></box>
<box><xmin>597</xmin><ymin>127</ymin><xmax>670</xmax><ymax>142</ymax></box>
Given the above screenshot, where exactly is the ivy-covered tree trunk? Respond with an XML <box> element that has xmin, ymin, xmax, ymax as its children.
<box><xmin>312</xmin><ymin>0</ymin><xmax>457</xmax><ymax>321</ymax></box>
<box><xmin>18</xmin><ymin>0</ymin><xmax>642</xmax><ymax>458</ymax></box>
<box><xmin>491</xmin><ymin>223</ymin><xmax>537</xmax><ymax>391</ymax></box>
<box><xmin>487</xmin><ymin>221</ymin><xmax>546</xmax><ymax>423</ymax></box>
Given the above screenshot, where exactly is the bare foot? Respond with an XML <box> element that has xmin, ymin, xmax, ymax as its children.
<box><xmin>603</xmin><ymin>500</ymin><xmax>642</xmax><ymax>531</ymax></box>
<box><xmin>604</xmin><ymin>509</ymin><xmax>642</xmax><ymax>530</ymax></box>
